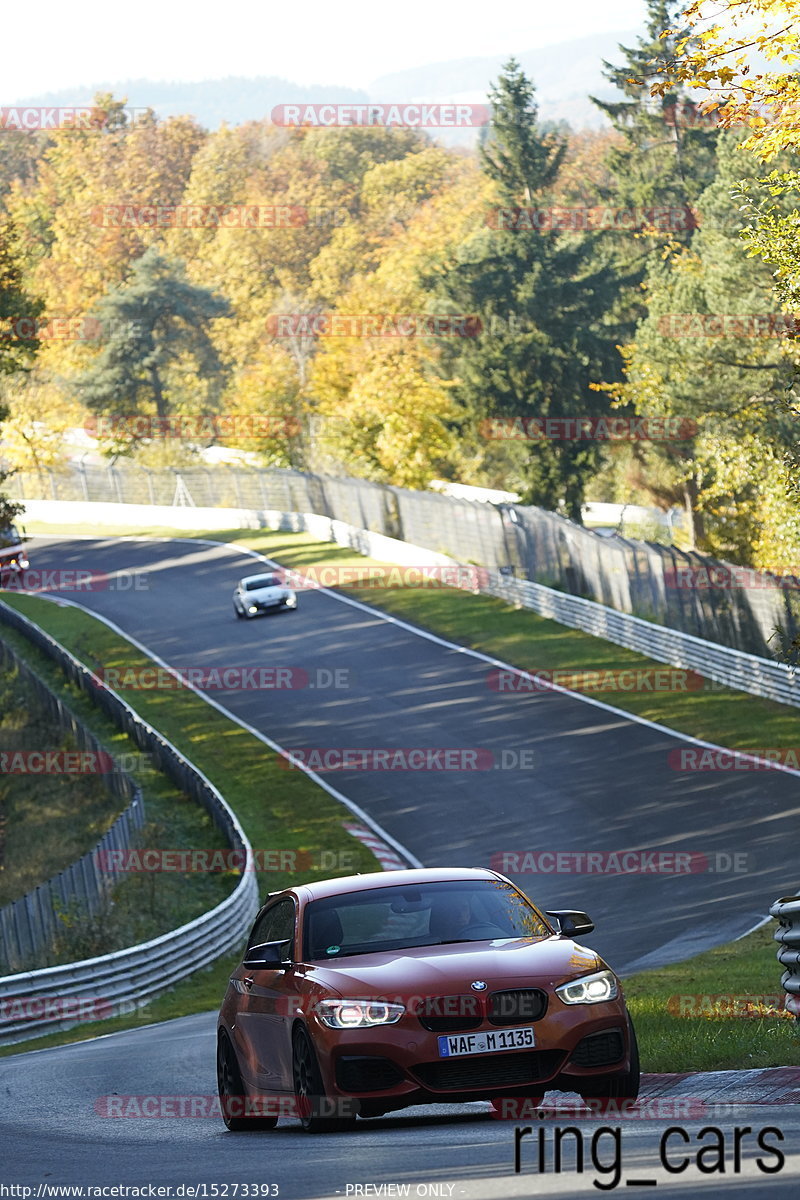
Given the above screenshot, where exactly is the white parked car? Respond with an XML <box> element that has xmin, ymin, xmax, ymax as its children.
<box><xmin>233</xmin><ymin>572</ymin><xmax>297</xmax><ymax>619</ymax></box>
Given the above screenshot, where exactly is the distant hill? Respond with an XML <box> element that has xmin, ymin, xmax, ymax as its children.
<box><xmin>14</xmin><ymin>77</ymin><xmax>371</xmax><ymax>129</ymax></box>
<box><xmin>14</xmin><ymin>29</ymin><xmax>638</xmax><ymax>136</ymax></box>
<box><xmin>367</xmin><ymin>30</ymin><xmax>638</xmax><ymax>130</ymax></box>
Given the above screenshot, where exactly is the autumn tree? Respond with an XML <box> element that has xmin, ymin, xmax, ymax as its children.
<box><xmin>73</xmin><ymin>246</ymin><xmax>230</xmax><ymax>451</ymax></box>
<box><xmin>308</xmin><ymin>154</ymin><xmax>483</xmax><ymax>484</ymax></box>
<box><xmin>0</xmin><ymin>220</ymin><xmax>42</xmax><ymax>376</ymax></box>
<box><xmin>0</xmin><ymin>220</ymin><xmax>40</xmax><ymax>526</ymax></box>
<box><xmin>597</xmin><ymin>132</ymin><xmax>799</xmax><ymax>561</ymax></box>
<box><xmin>588</xmin><ymin>0</ymin><xmax>721</xmax><ymax>338</ymax></box>
<box><xmin>431</xmin><ymin>60</ymin><xmax>627</xmax><ymax>519</ymax></box>
<box><xmin>652</xmin><ymin>0</ymin><xmax>800</xmax><ymax>545</ymax></box>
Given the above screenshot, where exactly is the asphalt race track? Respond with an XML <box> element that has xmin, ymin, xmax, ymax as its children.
<box><xmin>15</xmin><ymin>535</ymin><xmax>800</xmax><ymax>971</ymax></box>
<box><xmin>3</xmin><ymin>534</ymin><xmax>800</xmax><ymax>1198</ymax></box>
<box><xmin>3</xmin><ymin>1015</ymin><xmax>800</xmax><ymax>1196</ymax></box>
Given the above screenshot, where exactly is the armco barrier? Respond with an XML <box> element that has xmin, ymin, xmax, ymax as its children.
<box><xmin>0</xmin><ymin>636</ymin><xmax>145</xmax><ymax>974</ymax></box>
<box><xmin>0</xmin><ymin>601</ymin><xmax>259</xmax><ymax>1045</ymax></box>
<box><xmin>17</xmin><ymin>497</ymin><xmax>800</xmax><ymax>710</ymax></box>
<box><xmin>486</xmin><ymin>573</ymin><xmax>800</xmax><ymax>708</ymax></box>
<box><xmin>770</xmin><ymin>895</ymin><xmax>800</xmax><ymax>1020</ymax></box>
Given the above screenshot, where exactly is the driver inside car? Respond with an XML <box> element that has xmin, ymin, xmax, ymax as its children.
<box><xmin>428</xmin><ymin>896</ymin><xmax>474</xmax><ymax>942</ymax></box>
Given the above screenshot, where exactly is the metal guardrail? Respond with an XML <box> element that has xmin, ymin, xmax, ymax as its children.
<box><xmin>486</xmin><ymin>573</ymin><xmax>800</xmax><ymax>709</ymax></box>
<box><xmin>770</xmin><ymin>895</ymin><xmax>800</xmax><ymax>1020</ymax></box>
<box><xmin>0</xmin><ymin>636</ymin><xmax>146</xmax><ymax>974</ymax></box>
<box><xmin>0</xmin><ymin>601</ymin><xmax>259</xmax><ymax>1046</ymax></box>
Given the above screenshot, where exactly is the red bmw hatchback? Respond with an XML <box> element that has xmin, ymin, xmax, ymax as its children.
<box><xmin>216</xmin><ymin>867</ymin><xmax>639</xmax><ymax>1132</ymax></box>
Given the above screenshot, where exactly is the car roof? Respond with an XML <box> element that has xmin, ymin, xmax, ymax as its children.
<box><xmin>274</xmin><ymin>866</ymin><xmax>505</xmax><ymax>905</ymax></box>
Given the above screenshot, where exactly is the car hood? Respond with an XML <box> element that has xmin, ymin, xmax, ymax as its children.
<box><xmin>303</xmin><ymin>936</ymin><xmax>607</xmax><ymax>997</ymax></box>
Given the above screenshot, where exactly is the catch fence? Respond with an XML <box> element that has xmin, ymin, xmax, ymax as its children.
<box><xmin>12</xmin><ymin>463</ymin><xmax>799</xmax><ymax>659</ymax></box>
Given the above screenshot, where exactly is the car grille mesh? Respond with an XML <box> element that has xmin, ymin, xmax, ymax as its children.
<box><xmin>413</xmin><ymin>1050</ymin><xmax>563</xmax><ymax>1091</ymax></box>
<box><xmin>488</xmin><ymin>989</ymin><xmax>548</xmax><ymax>1025</ymax></box>
<box><xmin>569</xmin><ymin>1029</ymin><xmax>625</xmax><ymax>1067</ymax></box>
<box><xmin>414</xmin><ymin>995</ymin><xmax>483</xmax><ymax>1032</ymax></box>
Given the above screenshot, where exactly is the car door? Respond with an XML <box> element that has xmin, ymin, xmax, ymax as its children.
<box><xmin>234</xmin><ymin>897</ymin><xmax>301</xmax><ymax>1093</ymax></box>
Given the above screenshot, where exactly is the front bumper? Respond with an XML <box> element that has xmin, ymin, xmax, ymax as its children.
<box><xmin>246</xmin><ymin>594</ymin><xmax>296</xmax><ymax>613</ymax></box>
<box><xmin>308</xmin><ymin>1000</ymin><xmax>632</xmax><ymax>1105</ymax></box>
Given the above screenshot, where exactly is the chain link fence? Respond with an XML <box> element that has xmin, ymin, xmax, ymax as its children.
<box><xmin>12</xmin><ymin>462</ymin><xmax>800</xmax><ymax>659</ymax></box>
<box><xmin>0</xmin><ymin>634</ymin><xmax>145</xmax><ymax>974</ymax></box>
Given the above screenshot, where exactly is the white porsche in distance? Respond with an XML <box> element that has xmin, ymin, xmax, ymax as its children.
<box><xmin>233</xmin><ymin>572</ymin><xmax>298</xmax><ymax>619</ymax></box>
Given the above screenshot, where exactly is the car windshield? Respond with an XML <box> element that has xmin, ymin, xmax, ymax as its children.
<box><xmin>244</xmin><ymin>575</ymin><xmax>278</xmax><ymax>590</ymax></box>
<box><xmin>303</xmin><ymin>880</ymin><xmax>551</xmax><ymax>961</ymax></box>
<box><xmin>0</xmin><ymin>526</ymin><xmax>21</xmax><ymax>548</ymax></box>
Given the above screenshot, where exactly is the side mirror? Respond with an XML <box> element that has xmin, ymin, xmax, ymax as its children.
<box><xmin>546</xmin><ymin>909</ymin><xmax>595</xmax><ymax>937</ymax></box>
<box><xmin>243</xmin><ymin>939</ymin><xmax>292</xmax><ymax>969</ymax></box>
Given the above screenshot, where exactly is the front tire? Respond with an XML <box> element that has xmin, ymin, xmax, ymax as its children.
<box><xmin>234</xmin><ymin>603</ymin><xmax>244</xmax><ymax>620</ymax></box>
<box><xmin>292</xmin><ymin>1028</ymin><xmax>356</xmax><ymax>1133</ymax></box>
<box><xmin>217</xmin><ymin>1033</ymin><xmax>278</xmax><ymax>1131</ymax></box>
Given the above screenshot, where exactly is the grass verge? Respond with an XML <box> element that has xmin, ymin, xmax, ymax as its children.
<box><xmin>0</xmin><ymin>620</ymin><xmax>236</xmax><ymax>968</ymax></box>
<box><xmin>624</xmin><ymin>922</ymin><xmax>797</xmax><ymax>1073</ymax></box>
<box><xmin>0</xmin><ymin>662</ymin><xmax>116</xmax><ymax>905</ymax></box>
<box><xmin>0</xmin><ymin>589</ymin><xmax>381</xmax><ymax>1053</ymax></box>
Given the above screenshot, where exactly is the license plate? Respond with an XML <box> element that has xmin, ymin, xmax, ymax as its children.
<box><xmin>437</xmin><ymin>1026</ymin><xmax>535</xmax><ymax>1057</ymax></box>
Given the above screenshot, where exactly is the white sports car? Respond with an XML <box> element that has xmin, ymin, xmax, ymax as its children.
<box><xmin>233</xmin><ymin>572</ymin><xmax>298</xmax><ymax>619</ymax></box>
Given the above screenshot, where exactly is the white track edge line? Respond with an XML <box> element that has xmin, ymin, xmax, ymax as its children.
<box><xmin>24</xmin><ymin>531</ymin><xmax>800</xmax><ymax>780</ymax></box>
<box><xmin>19</xmin><ymin>588</ymin><xmax>423</xmax><ymax>872</ymax></box>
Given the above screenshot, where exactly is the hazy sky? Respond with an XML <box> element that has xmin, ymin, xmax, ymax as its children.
<box><xmin>7</xmin><ymin>0</ymin><xmax>647</xmax><ymax>100</ymax></box>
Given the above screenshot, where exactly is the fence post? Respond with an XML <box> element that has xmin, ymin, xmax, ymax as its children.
<box><xmin>769</xmin><ymin>895</ymin><xmax>800</xmax><ymax>1020</ymax></box>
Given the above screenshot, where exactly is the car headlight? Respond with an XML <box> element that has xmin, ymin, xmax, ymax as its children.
<box><xmin>248</xmin><ymin>605</ymin><xmax>258</xmax><ymax>613</ymax></box>
<box><xmin>314</xmin><ymin>999</ymin><xmax>405</xmax><ymax>1028</ymax></box>
<box><xmin>556</xmin><ymin>970</ymin><xmax>618</xmax><ymax>1005</ymax></box>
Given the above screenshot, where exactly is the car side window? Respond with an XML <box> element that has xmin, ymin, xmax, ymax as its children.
<box><xmin>247</xmin><ymin>898</ymin><xmax>296</xmax><ymax>954</ymax></box>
